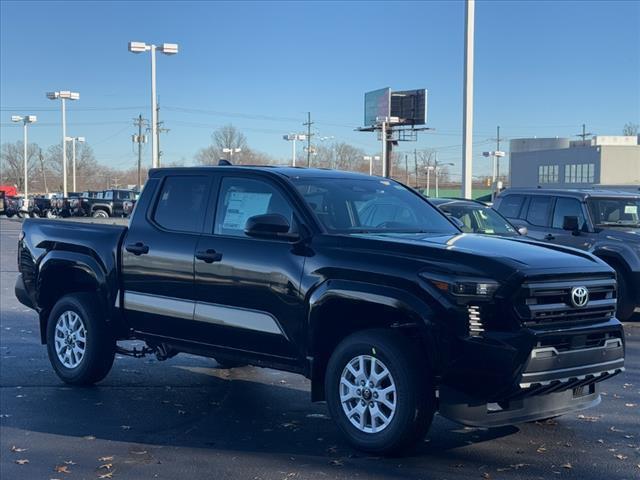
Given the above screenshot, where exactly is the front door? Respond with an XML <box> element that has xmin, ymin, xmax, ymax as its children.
<box><xmin>548</xmin><ymin>196</ymin><xmax>594</xmax><ymax>250</ymax></box>
<box><xmin>194</xmin><ymin>174</ymin><xmax>306</xmax><ymax>362</ymax></box>
<box><xmin>122</xmin><ymin>174</ymin><xmax>212</xmax><ymax>338</ymax></box>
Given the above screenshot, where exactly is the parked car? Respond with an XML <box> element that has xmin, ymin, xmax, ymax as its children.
<box><xmin>430</xmin><ymin>198</ymin><xmax>524</xmax><ymax>236</ymax></box>
<box><xmin>122</xmin><ymin>197</ymin><xmax>137</xmax><ymax>218</ymax></box>
<box><xmin>16</xmin><ymin>167</ymin><xmax>625</xmax><ymax>454</ymax></box>
<box><xmin>4</xmin><ymin>195</ymin><xmax>23</xmax><ymax>218</ymax></box>
<box><xmin>0</xmin><ymin>191</ymin><xmax>5</xmax><ymax>216</ymax></box>
<box><xmin>85</xmin><ymin>189</ymin><xmax>136</xmax><ymax>218</ymax></box>
<box><xmin>50</xmin><ymin>192</ymin><xmax>82</xmax><ymax>218</ymax></box>
<box><xmin>69</xmin><ymin>190</ymin><xmax>101</xmax><ymax>217</ymax></box>
<box><xmin>495</xmin><ymin>188</ymin><xmax>640</xmax><ymax>321</ymax></box>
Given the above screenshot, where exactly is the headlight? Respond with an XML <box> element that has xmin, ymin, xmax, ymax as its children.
<box><xmin>419</xmin><ymin>272</ymin><xmax>500</xmax><ymax>298</ymax></box>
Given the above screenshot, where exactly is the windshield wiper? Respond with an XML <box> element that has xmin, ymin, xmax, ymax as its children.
<box><xmin>598</xmin><ymin>221</ymin><xmax>640</xmax><ymax>228</ymax></box>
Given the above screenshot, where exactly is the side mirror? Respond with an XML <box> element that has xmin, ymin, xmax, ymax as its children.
<box><xmin>518</xmin><ymin>226</ymin><xmax>528</xmax><ymax>236</ymax></box>
<box><xmin>245</xmin><ymin>214</ymin><xmax>297</xmax><ymax>240</ymax></box>
<box><xmin>450</xmin><ymin>217</ymin><xmax>465</xmax><ymax>230</ymax></box>
<box><xmin>562</xmin><ymin>215</ymin><xmax>580</xmax><ymax>234</ymax></box>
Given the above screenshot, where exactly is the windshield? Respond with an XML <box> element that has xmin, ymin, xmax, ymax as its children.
<box><xmin>587</xmin><ymin>197</ymin><xmax>640</xmax><ymax>227</ymax></box>
<box><xmin>292</xmin><ymin>177</ymin><xmax>458</xmax><ymax>234</ymax></box>
<box><xmin>438</xmin><ymin>202</ymin><xmax>518</xmax><ymax>235</ymax></box>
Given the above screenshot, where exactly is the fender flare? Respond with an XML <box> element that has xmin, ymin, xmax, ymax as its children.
<box><xmin>592</xmin><ymin>245</ymin><xmax>639</xmax><ymax>272</ymax></box>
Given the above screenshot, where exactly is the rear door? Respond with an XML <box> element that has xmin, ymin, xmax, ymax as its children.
<box><xmin>122</xmin><ymin>173</ymin><xmax>212</xmax><ymax>338</ymax></box>
<box><xmin>193</xmin><ymin>173</ymin><xmax>307</xmax><ymax>361</ymax></box>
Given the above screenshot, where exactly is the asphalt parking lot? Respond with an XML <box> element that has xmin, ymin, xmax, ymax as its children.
<box><xmin>1</xmin><ymin>216</ymin><xmax>638</xmax><ymax>480</ymax></box>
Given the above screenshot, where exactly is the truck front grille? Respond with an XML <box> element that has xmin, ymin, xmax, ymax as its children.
<box><xmin>514</xmin><ymin>275</ymin><xmax>617</xmax><ymax>327</ymax></box>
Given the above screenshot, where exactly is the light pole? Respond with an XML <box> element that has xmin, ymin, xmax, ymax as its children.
<box><xmin>222</xmin><ymin>147</ymin><xmax>242</xmax><ymax>161</ymax></box>
<box><xmin>47</xmin><ymin>91</ymin><xmax>79</xmax><ymax>197</ymax></box>
<box><xmin>283</xmin><ymin>134</ymin><xmax>306</xmax><ymax>166</ymax></box>
<box><xmin>482</xmin><ymin>150</ymin><xmax>506</xmax><ymax>185</ymax></box>
<box><xmin>426</xmin><ymin>166</ymin><xmax>434</xmax><ymax>196</ymax></box>
<box><xmin>128</xmin><ymin>41</ymin><xmax>178</xmax><ymax>169</ymax></box>
<box><xmin>65</xmin><ymin>136</ymin><xmax>85</xmax><ymax>192</ymax></box>
<box><xmin>434</xmin><ymin>161</ymin><xmax>455</xmax><ymax>198</ymax></box>
<box><xmin>363</xmin><ymin>155</ymin><xmax>381</xmax><ymax>176</ymax></box>
<box><xmin>11</xmin><ymin>115</ymin><xmax>37</xmax><ymax>202</ymax></box>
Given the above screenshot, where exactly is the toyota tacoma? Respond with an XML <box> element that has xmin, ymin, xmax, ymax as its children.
<box><xmin>15</xmin><ymin>166</ymin><xmax>625</xmax><ymax>454</ymax></box>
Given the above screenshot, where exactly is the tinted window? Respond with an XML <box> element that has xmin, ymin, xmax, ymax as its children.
<box><xmin>497</xmin><ymin>195</ymin><xmax>524</xmax><ymax>218</ymax></box>
<box><xmin>154</xmin><ymin>176</ymin><xmax>209</xmax><ymax>233</ymax></box>
<box><xmin>104</xmin><ymin>191</ymin><xmax>113</xmax><ymax>200</ymax></box>
<box><xmin>215</xmin><ymin>177</ymin><xmax>293</xmax><ymax>237</ymax></box>
<box><xmin>440</xmin><ymin>203</ymin><xmax>517</xmax><ymax>235</ymax></box>
<box><xmin>526</xmin><ymin>196</ymin><xmax>552</xmax><ymax>227</ymax></box>
<box><xmin>552</xmin><ymin>197</ymin><xmax>586</xmax><ymax>230</ymax></box>
<box><xmin>293</xmin><ymin>177</ymin><xmax>457</xmax><ymax>234</ymax></box>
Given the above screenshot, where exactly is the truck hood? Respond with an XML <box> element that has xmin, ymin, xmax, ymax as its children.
<box><xmin>344</xmin><ymin>232</ymin><xmax>609</xmax><ymax>280</ymax></box>
<box><xmin>599</xmin><ymin>227</ymin><xmax>640</xmax><ymax>242</ymax></box>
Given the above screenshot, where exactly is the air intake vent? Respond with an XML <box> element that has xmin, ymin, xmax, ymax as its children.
<box><xmin>468</xmin><ymin>305</ymin><xmax>485</xmax><ymax>336</ymax></box>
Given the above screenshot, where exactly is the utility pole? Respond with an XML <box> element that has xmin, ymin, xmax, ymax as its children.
<box><xmin>576</xmin><ymin>123</ymin><xmax>593</xmax><ymax>142</ymax></box>
<box><xmin>133</xmin><ymin>115</ymin><xmax>148</xmax><ymax>191</ymax></box>
<box><xmin>303</xmin><ymin>112</ymin><xmax>314</xmax><ymax>167</ymax></box>
<box><xmin>496</xmin><ymin>125</ymin><xmax>501</xmax><ymax>180</ymax></box>
<box><xmin>39</xmin><ymin>148</ymin><xmax>48</xmax><ymax>194</ymax></box>
<box><xmin>414</xmin><ymin>149</ymin><xmax>418</xmax><ymax>188</ymax></box>
<box><xmin>156</xmin><ymin>103</ymin><xmax>170</xmax><ymax>167</ymax></box>
<box><xmin>404</xmin><ymin>153</ymin><xmax>409</xmax><ymax>185</ymax></box>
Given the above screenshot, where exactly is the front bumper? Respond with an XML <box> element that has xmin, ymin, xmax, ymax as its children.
<box><xmin>15</xmin><ymin>274</ymin><xmax>34</xmax><ymax>309</ymax></box>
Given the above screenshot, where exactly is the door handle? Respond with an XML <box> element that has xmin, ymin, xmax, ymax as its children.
<box><xmin>196</xmin><ymin>249</ymin><xmax>223</xmax><ymax>263</ymax></box>
<box><xmin>544</xmin><ymin>234</ymin><xmax>555</xmax><ymax>241</ymax></box>
<box><xmin>125</xmin><ymin>242</ymin><xmax>149</xmax><ymax>255</ymax></box>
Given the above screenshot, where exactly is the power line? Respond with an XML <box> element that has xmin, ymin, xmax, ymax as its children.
<box><xmin>303</xmin><ymin>112</ymin><xmax>314</xmax><ymax>167</ymax></box>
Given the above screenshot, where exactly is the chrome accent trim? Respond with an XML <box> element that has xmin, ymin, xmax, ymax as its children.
<box><xmin>530</xmin><ymin>338</ymin><xmax>622</xmax><ymax>359</ymax></box>
<box><xmin>124</xmin><ymin>291</ymin><xmax>194</xmax><ymax>320</ymax></box>
<box><xmin>521</xmin><ymin>360</ymin><xmax>624</xmax><ymax>380</ymax></box>
<box><xmin>194</xmin><ymin>302</ymin><xmax>283</xmax><ymax>335</ymax></box>
<box><xmin>114</xmin><ymin>290</ymin><xmax>121</xmax><ymax>308</ymax></box>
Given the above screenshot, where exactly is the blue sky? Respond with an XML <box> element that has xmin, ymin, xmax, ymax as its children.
<box><xmin>1</xmin><ymin>0</ymin><xmax>638</xmax><ymax>177</ymax></box>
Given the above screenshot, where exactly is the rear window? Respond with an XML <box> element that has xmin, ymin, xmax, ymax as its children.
<box><xmin>526</xmin><ymin>196</ymin><xmax>553</xmax><ymax>227</ymax></box>
<box><xmin>153</xmin><ymin>176</ymin><xmax>209</xmax><ymax>233</ymax></box>
<box><xmin>496</xmin><ymin>195</ymin><xmax>524</xmax><ymax>218</ymax></box>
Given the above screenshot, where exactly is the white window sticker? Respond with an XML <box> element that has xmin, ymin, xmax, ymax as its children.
<box><xmin>624</xmin><ymin>205</ymin><xmax>638</xmax><ymax>215</ymax></box>
<box><xmin>222</xmin><ymin>191</ymin><xmax>272</xmax><ymax>230</ymax></box>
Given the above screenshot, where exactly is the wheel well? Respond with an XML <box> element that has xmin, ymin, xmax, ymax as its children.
<box><xmin>308</xmin><ymin>298</ymin><xmax>430</xmax><ymax>402</ymax></box>
<box><xmin>596</xmin><ymin>254</ymin><xmax>630</xmax><ymax>284</ymax></box>
<box><xmin>37</xmin><ymin>266</ymin><xmax>102</xmax><ymax>344</ymax></box>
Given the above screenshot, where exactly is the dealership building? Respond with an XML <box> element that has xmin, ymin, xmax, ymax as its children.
<box><xmin>509</xmin><ymin>136</ymin><xmax>640</xmax><ymax>190</ymax></box>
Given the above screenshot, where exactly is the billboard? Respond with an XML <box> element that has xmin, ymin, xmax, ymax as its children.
<box><xmin>364</xmin><ymin>88</ymin><xmax>391</xmax><ymax>126</ymax></box>
<box><xmin>391</xmin><ymin>89</ymin><xmax>427</xmax><ymax>126</ymax></box>
<box><xmin>363</xmin><ymin>88</ymin><xmax>427</xmax><ymax>126</ymax></box>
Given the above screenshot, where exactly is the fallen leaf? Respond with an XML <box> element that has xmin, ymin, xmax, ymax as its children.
<box><xmin>99</xmin><ymin>463</ymin><xmax>113</xmax><ymax>470</ymax></box>
<box><xmin>615</xmin><ymin>454</ymin><xmax>628</xmax><ymax>460</ymax></box>
<box><xmin>130</xmin><ymin>450</ymin><xmax>147</xmax><ymax>455</ymax></box>
<box><xmin>610</xmin><ymin>426</ymin><xmax>624</xmax><ymax>432</ymax></box>
<box><xmin>15</xmin><ymin>459</ymin><xmax>29</xmax><ymax>465</ymax></box>
<box><xmin>98</xmin><ymin>456</ymin><xmax>114</xmax><ymax>462</ymax></box>
<box><xmin>482</xmin><ymin>473</ymin><xmax>491</xmax><ymax>479</ymax></box>
<box><xmin>83</xmin><ymin>435</ymin><xmax>96</xmax><ymax>440</ymax></box>
<box><xmin>329</xmin><ymin>459</ymin><xmax>343</xmax><ymax>466</ymax></box>
<box><xmin>10</xmin><ymin>445</ymin><xmax>27</xmax><ymax>452</ymax></box>
<box><xmin>577</xmin><ymin>414</ymin><xmax>601</xmax><ymax>422</ymax></box>
<box><xmin>120</xmin><ymin>425</ymin><xmax>131</xmax><ymax>430</ymax></box>
<box><xmin>562</xmin><ymin>463</ymin><xmax>573</xmax><ymax>469</ymax></box>
<box><xmin>625</xmin><ymin>403</ymin><xmax>637</xmax><ymax>407</ymax></box>
<box><xmin>54</xmin><ymin>465</ymin><xmax>70</xmax><ymax>473</ymax></box>
<box><xmin>98</xmin><ymin>471</ymin><xmax>114</xmax><ymax>479</ymax></box>
<box><xmin>177</xmin><ymin>410</ymin><xmax>186</xmax><ymax>415</ymax></box>
<box><xmin>536</xmin><ymin>446</ymin><xmax>547</xmax><ymax>453</ymax></box>
<box><xmin>64</xmin><ymin>461</ymin><xmax>76</xmax><ymax>465</ymax></box>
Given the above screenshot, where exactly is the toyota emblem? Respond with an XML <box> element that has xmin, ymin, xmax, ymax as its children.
<box><xmin>570</xmin><ymin>286</ymin><xmax>589</xmax><ymax>308</ymax></box>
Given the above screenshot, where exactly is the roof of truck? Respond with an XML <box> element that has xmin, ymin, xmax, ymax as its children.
<box><xmin>149</xmin><ymin>165</ymin><xmax>381</xmax><ymax>181</ymax></box>
<box><xmin>498</xmin><ymin>187</ymin><xmax>640</xmax><ymax>199</ymax></box>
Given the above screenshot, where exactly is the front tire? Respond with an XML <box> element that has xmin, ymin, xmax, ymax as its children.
<box><xmin>46</xmin><ymin>293</ymin><xmax>115</xmax><ymax>385</ymax></box>
<box><xmin>613</xmin><ymin>266</ymin><xmax>635</xmax><ymax>321</ymax></box>
<box><xmin>92</xmin><ymin>209</ymin><xmax>109</xmax><ymax>219</ymax></box>
<box><xmin>325</xmin><ymin>329</ymin><xmax>435</xmax><ymax>455</ymax></box>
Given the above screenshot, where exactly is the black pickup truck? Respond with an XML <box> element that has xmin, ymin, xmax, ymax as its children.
<box><xmin>15</xmin><ymin>167</ymin><xmax>625</xmax><ymax>454</ymax></box>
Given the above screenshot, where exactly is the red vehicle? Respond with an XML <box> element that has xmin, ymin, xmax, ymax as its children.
<box><xmin>0</xmin><ymin>185</ymin><xmax>18</xmax><ymax>197</ymax></box>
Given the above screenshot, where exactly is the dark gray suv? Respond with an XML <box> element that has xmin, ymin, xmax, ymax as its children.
<box><xmin>494</xmin><ymin>188</ymin><xmax>640</xmax><ymax>321</ymax></box>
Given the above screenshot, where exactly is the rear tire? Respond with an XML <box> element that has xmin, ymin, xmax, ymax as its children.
<box><xmin>325</xmin><ymin>329</ymin><xmax>435</xmax><ymax>455</ymax></box>
<box><xmin>46</xmin><ymin>293</ymin><xmax>115</xmax><ymax>385</ymax></box>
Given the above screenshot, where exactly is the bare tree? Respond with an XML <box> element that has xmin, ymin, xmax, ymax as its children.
<box><xmin>0</xmin><ymin>141</ymin><xmax>41</xmax><ymax>191</ymax></box>
<box><xmin>45</xmin><ymin>142</ymin><xmax>98</xmax><ymax>191</ymax></box>
<box><xmin>623</xmin><ymin>122</ymin><xmax>639</xmax><ymax>136</ymax></box>
<box><xmin>196</xmin><ymin>124</ymin><xmax>249</xmax><ymax>165</ymax></box>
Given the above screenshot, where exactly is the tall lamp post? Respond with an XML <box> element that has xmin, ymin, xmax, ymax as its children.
<box><xmin>434</xmin><ymin>161</ymin><xmax>455</xmax><ymax>198</ymax></box>
<box><xmin>128</xmin><ymin>41</ymin><xmax>178</xmax><ymax>169</ymax></box>
<box><xmin>47</xmin><ymin>91</ymin><xmax>79</xmax><ymax>197</ymax></box>
<box><xmin>283</xmin><ymin>134</ymin><xmax>306</xmax><ymax>166</ymax></box>
<box><xmin>65</xmin><ymin>136</ymin><xmax>85</xmax><ymax>192</ymax></box>
<box><xmin>11</xmin><ymin>115</ymin><xmax>37</xmax><ymax>202</ymax></box>
<box><xmin>363</xmin><ymin>155</ymin><xmax>381</xmax><ymax>176</ymax></box>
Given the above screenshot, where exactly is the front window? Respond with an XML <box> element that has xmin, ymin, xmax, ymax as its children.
<box><xmin>587</xmin><ymin>197</ymin><xmax>640</xmax><ymax>227</ymax></box>
<box><xmin>293</xmin><ymin>177</ymin><xmax>457</xmax><ymax>234</ymax></box>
